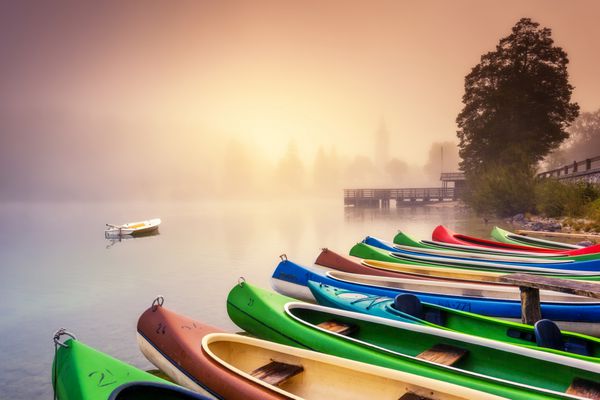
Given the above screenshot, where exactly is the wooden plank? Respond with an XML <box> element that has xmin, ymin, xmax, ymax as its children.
<box><xmin>416</xmin><ymin>344</ymin><xmax>468</xmax><ymax>366</ymax></box>
<box><xmin>317</xmin><ymin>320</ymin><xmax>358</xmax><ymax>336</ymax></box>
<box><xmin>520</xmin><ymin>286</ymin><xmax>542</xmax><ymax>325</ymax></box>
<box><xmin>515</xmin><ymin>230</ymin><xmax>600</xmax><ymax>240</ymax></box>
<box><xmin>250</xmin><ymin>360</ymin><xmax>303</xmax><ymax>386</ymax></box>
<box><xmin>566</xmin><ymin>378</ymin><xmax>600</xmax><ymax>400</ymax></box>
<box><xmin>499</xmin><ymin>273</ymin><xmax>600</xmax><ymax>299</ymax></box>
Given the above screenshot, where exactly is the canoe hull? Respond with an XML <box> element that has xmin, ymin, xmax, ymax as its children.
<box><xmin>272</xmin><ymin>259</ymin><xmax>600</xmax><ymax>322</ymax></box>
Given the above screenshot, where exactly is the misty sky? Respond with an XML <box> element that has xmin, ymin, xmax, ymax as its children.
<box><xmin>1</xmin><ymin>0</ymin><xmax>599</xmax><ymax>199</ymax></box>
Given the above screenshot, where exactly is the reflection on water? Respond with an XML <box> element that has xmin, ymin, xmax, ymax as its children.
<box><xmin>0</xmin><ymin>200</ymin><xmax>505</xmax><ymax>398</ymax></box>
<box><xmin>105</xmin><ymin>230</ymin><xmax>161</xmax><ymax>249</ymax></box>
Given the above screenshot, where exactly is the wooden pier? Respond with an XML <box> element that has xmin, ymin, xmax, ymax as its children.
<box><xmin>344</xmin><ymin>172</ymin><xmax>464</xmax><ymax>207</ymax></box>
<box><xmin>344</xmin><ymin>187</ymin><xmax>457</xmax><ymax>207</ymax></box>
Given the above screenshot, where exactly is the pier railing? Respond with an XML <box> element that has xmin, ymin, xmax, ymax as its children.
<box><xmin>537</xmin><ymin>155</ymin><xmax>600</xmax><ymax>180</ymax></box>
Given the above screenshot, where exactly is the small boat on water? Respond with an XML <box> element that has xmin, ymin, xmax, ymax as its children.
<box><xmin>492</xmin><ymin>226</ymin><xmax>584</xmax><ymax>250</ymax></box>
<box><xmin>228</xmin><ymin>280</ymin><xmax>600</xmax><ymax>399</ymax></box>
<box><xmin>271</xmin><ymin>258</ymin><xmax>600</xmax><ymax>322</ymax></box>
<box><xmin>433</xmin><ymin>225</ymin><xmax>600</xmax><ymax>256</ymax></box>
<box><xmin>105</xmin><ymin>218</ymin><xmax>161</xmax><ymax>237</ymax></box>
<box><xmin>137</xmin><ymin>299</ymin><xmax>503</xmax><ymax>400</ymax></box>
<box><xmin>308</xmin><ymin>281</ymin><xmax>600</xmax><ymax>363</ymax></box>
<box><xmin>51</xmin><ymin>329</ymin><xmax>211</xmax><ymax>400</ymax></box>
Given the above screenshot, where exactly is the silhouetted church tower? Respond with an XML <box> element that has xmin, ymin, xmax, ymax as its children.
<box><xmin>375</xmin><ymin>118</ymin><xmax>390</xmax><ymax>170</ymax></box>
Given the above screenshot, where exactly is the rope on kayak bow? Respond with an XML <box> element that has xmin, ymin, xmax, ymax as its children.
<box><xmin>151</xmin><ymin>295</ymin><xmax>165</xmax><ymax>311</ymax></box>
<box><xmin>279</xmin><ymin>254</ymin><xmax>287</xmax><ymax>261</ymax></box>
<box><xmin>52</xmin><ymin>328</ymin><xmax>77</xmax><ymax>400</ymax></box>
<box><xmin>238</xmin><ymin>277</ymin><xmax>246</xmax><ymax>287</ymax></box>
<box><xmin>53</xmin><ymin>328</ymin><xmax>77</xmax><ymax>348</ymax></box>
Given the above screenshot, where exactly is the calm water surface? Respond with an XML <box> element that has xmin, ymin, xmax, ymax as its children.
<box><xmin>0</xmin><ymin>200</ymin><xmax>501</xmax><ymax>398</ymax></box>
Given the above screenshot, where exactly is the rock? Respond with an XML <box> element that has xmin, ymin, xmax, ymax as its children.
<box><xmin>547</xmin><ymin>222</ymin><xmax>562</xmax><ymax>232</ymax></box>
<box><xmin>531</xmin><ymin>222</ymin><xmax>544</xmax><ymax>231</ymax></box>
<box><xmin>576</xmin><ymin>240</ymin><xmax>594</xmax><ymax>247</ymax></box>
<box><xmin>512</xmin><ymin>213</ymin><xmax>525</xmax><ymax>222</ymax></box>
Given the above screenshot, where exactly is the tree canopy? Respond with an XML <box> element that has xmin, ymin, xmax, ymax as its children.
<box><xmin>457</xmin><ymin>18</ymin><xmax>579</xmax><ymax>176</ymax></box>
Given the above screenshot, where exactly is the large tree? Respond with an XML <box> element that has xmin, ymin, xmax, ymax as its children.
<box><xmin>457</xmin><ymin>18</ymin><xmax>578</xmax><ymax>173</ymax></box>
<box><xmin>457</xmin><ymin>18</ymin><xmax>579</xmax><ymax>214</ymax></box>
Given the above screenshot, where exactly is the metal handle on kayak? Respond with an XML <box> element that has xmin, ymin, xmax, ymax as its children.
<box><xmin>53</xmin><ymin>328</ymin><xmax>77</xmax><ymax>348</ymax></box>
<box><xmin>238</xmin><ymin>277</ymin><xmax>246</xmax><ymax>287</ymax></box>
<box><xmin>151</xmin><ymin>295</ymin><xmax>165</xmax><ymax>311</ymax></box>
<box><xmin>279</xmin><ymin>254</ymin><xmax>287</xmax><ymax>261</ymax></box>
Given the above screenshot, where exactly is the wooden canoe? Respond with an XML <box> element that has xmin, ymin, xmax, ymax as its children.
<box><xmin>203</xmin><ymin>332</ymin><xmax>506</xmax><ymax>400</ymax></box>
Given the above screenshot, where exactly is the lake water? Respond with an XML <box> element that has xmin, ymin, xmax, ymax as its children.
<box><xmin>0</xmin><ymin>199</ymin><xmax>504</xmax><ymax>398</ymax></box>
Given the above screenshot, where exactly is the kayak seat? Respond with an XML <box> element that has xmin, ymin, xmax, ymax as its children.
<box><xmin>564</xmin><ymin>337</ymin><xmax>592</xmax><ymax>356</ymax></box>
<box><xmin>534</xmin><ymin>319</ymin><xmax>563</xmax><ymax>350</ymax></box>
<box><xmin>423</xmin><ymin>309</ymin><xmax>445</xmax><ymax>326</ymax></box>
<box><xmin>393</xmin><ymin>294</ymin><xmax>423</xmax><ymax>319</ymax></box>
<box><xmin>251</xmin><ymin>360</ymin><xmax>304</xmax><ymax>386</ymax></box>
<box><xmin>416</xmin><ymin>344</ymin><xmax>468</xmax><ymax>366</ymax></box>
<box><xmin>317</xmin><ymin>320</ymin><xmax>358</xmax><ymax>336</ymax></box>
<box><xmin>566</xmin><ymin>378</ymin><xmax>600</xmax><ymax>399</ymax></box>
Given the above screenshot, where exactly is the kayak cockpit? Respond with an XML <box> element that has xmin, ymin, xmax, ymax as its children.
<box><xmin>109</xmin><ymin>382</ymin><xmax>209</xmax><ymax>400</ymax></box>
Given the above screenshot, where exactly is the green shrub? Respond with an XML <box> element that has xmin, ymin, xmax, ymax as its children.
<box><xmin>535</xmin><ymin>180</ymin><xmax>600</xmax><ymax>218</ymax></box>
<box><xmin>463</xmin><ymin>164</ymin><xmax>536</xmax><ymax>216</ymax></box>
<box><xmin>586</xmin><ymin>198</ymin><xmax>600</xmax><ymax>224</ymax></box>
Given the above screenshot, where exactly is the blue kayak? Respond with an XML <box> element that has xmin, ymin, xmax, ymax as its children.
<box><xmin>271</xmin><ymin>258</ymin><xmax>600</xmax><ymax>322</ymax></box>
<box><xmin>363</xmin><ymin>236</ymin><xmax>600</xmax><ymax>273</ymax></box>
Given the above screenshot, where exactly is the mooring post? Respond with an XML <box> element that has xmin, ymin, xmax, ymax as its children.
<box><xmin>519</xmin><ymin>287</ymin><xmax>542</xmax><ymax>325</ymax></box>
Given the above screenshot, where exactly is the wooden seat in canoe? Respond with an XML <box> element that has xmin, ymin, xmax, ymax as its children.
<box><xmin>250</xmin><ymin>360</ymin><xmax>304</xmax><ymax>386</ymax></box>
<box><xmin>566</xmin><ymin>378</ymin><xmax>600</xmax><ymax>399</ymax></box>
<box><xmin>416</xmin><ymin>344</ymin><xmax>468</xmax><ymax>366</ymax></box>
<box><xmin>317</xmin><ymin>320</ymin><xmax>358</xmax><ymax>336</ymax></box>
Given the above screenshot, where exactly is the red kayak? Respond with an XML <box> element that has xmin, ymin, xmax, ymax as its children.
<box><xmin>432</xmin><ymin>225</ymin><xmax>600</xmax><ymax>256</ymax></box>
<box><xmin>137</xmin><ymin>298</ymin><xmax>288</xmax><ymax>400</ymax></box>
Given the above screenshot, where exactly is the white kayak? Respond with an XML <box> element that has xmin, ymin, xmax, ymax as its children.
<box><xmin>105</xmin><ymin>218</ymin><xmax>161</xmax><ymax>237</ymax></box>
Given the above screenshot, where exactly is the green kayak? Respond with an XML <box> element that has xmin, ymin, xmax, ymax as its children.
<box><xmin>227</xmin><ymin>281</ymin><xmax>600</xmax><ymax>400</ymax></box>
<box><xmin>52</xmin><ymin>329</ymin><xmax>211</xmax><ymax>400</ymax></box>
<box><xmin>351</xmin><ymin>242</ymin><xmax>600</xmax><ymax>281</ymax></box>
<box><xmin>491</xmin><ymin>226</ymin><xmax>586</xmax><ymax>251</ymax></box>
<box><xmin>308</xmin><ymin>280</ymin><xmax>600</xmax><ymax>363</ymax></box>
<box><xmin>394</xmin><ymin>230</ymin><xmax>600</xmax><ymax>261</ymax></box>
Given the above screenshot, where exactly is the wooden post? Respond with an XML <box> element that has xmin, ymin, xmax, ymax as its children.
<box><xmin>500</xmin><ymin>273</ymin><xmax>600</xmax><ymax>325</ymax></box>
<box><xmin>519</xmin><ymin>287</ymin><xmax>542</xmax><ymax>325</ymax></box>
